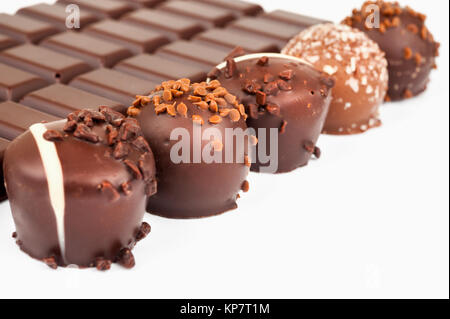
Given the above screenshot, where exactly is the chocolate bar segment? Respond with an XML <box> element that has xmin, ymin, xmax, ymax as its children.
<box><xmin>0</xmin><ymin>44</ymin><xmax>92</xmax><ymax>84</ymax></box>
<box><xmin>121</xmin><ymin>9</ymin><xmax>204</xmax><ymax>41</ymax></box>
<box><xmin>156</xmin><ymin>40</ymin><xmax>229</xmax><ymax>72</ymax></box>
<box><xmin>263</xmin><ymin>10</ymin><xmax>329</xmax><ymax>28</ymax></box>
<box><xmin>0</xmin><ymin>101</ymin><xmax>60</xmax><ymax>140</ymax></box>
<box><xmin>0</xmin><ymin>34</ymin><xmax>18</xmax><ymax>51</ymax></box>
<box><xmin>0</xmin><ymin>137</ymin><xmax>9</xmax><ymax>201</ymax></box>
<box><xmin>113</xmin><ymin>0</ymin><xmax>166</xmax><ymax>8</ymax></box>
<box><xmin>194</xmin><ymin>0</ymin><xmax>263</xmax><ymax>17</ymax></box>
<box><xmin>57</xmin><ymin>0</ymin><xmax>134</xmax><ymax>19</ymax></box>
<box><xmin>228</xmin><ymin>17</ymin><xmax>305</xmax><ymax>50</ymax></box>
<box><xmin>41</xmin><ymin>32</ymin><xmax>133</xmax><ymax>68</ymax></box>
<box><xmin>70</xmin><ymin>68</ymin><xmax>157</xmax><ymax>105</ymax></box>
<box><xmin>84</xmin><ymin>20</ymin><xmax>170</xmax><ymax>55</ymax></box>
<box><xmin>0</xmin><ymin>63</ymin><xmax>48</xmax><ymax>102</ymax></box>
<box><xmin>194</xmin><ymin>28</ymin><xmax>279</xmax><ymax>53</ymax></box>
<box><xmin>158</xmin><ymin>1</ymin><xmax>236</xmax><ymax>28</ymax></box>
<box><xmin>21</xmin><ymin>84</ymin><xmax>126</xmax><ymax>117</ymax></box>
<box><xmin>0</xmin><ymin>13</ymin><xmax>60</xmax><ymax>44</ymax></box>
<box><xmin>17</xmin><ymin>3</ymin><xmax>99</xmax><ymax>31</ymax></box>
<box><xmin>115</xmin><ymin>54</ymin><xmax>206</xmax><ymax>83</ymax></box>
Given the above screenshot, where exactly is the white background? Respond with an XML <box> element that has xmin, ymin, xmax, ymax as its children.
<box><xmin>0</xmin><ymin>0</ymin><xmax>448</xmax><ymax>299</ymax></box>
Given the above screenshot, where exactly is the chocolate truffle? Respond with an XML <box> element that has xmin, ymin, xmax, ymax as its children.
<box><xmin>209</xmin><ymin>53</ymin><xmax>334</xmax><ymax>173</ymax></box>
<box><xmin>4</xmin><ymin>107</ymin><xmax>156</xmax><ymax>270</ymax></box>
<box><xmin>129</xmin><ymin>78</ymin><xmax>251</xmax><ymax>219</ymax></box>
<box><xmin>283</xmin><ymin>23</ymin><xmax>389</xmax><ymax>135</ymax></box>
<box><xmin>343</xmin><ymin>1</ymin><xmax>440</xmax><ymax>101</ymax></box>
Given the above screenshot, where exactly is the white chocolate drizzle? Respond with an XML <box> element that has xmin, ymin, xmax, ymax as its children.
<box><xmin>29</xmin><ymin>123</ymin><xmax>66</xmax><ymax>262</ymax></box>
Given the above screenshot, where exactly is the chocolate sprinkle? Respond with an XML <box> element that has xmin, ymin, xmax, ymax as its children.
<box><xmin>43</xmin><ymin>130</ymin><xmax>64</xmax><ymax>142</ymax></box>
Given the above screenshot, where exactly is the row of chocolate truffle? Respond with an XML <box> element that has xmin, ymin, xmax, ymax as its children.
<box><xmin>3</xmin><ymin>0</ymin><xmax>439</xmax><ymax>270</ymax></box>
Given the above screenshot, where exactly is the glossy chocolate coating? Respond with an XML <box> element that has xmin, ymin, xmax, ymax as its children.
<box><xmin>343</xmin><ymin>1</ymin><xmax>440</xmax><ymax>101</ymax></box>
<box><xmin>131</xmin><ymin>79</ymin><xmax>250</xmax><ymax>218</ymax></box>
<box><xmin>212</xmin><ymin>54</ymin><xmax>334</xmax><ymax>173</ymax></box>
<box><xmin>4</xmin><ymin>107</ymin><xmax>156</xmax><ymax>268</ymax></box>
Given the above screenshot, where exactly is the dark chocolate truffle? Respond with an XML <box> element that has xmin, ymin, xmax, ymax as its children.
<box><xmin>4</xmin><ymin>107</ymin><xmax>156</xmax><ymax>270</ymax></box>
<box><xmin>283</xmin><ymin>24</ymin><xmax>388</xmax><ymax>135</ymax></box>
<box><xmin>210</xmin><ymin>53</ymin><xmax>334</xmax><ymax>173</ymax></box>
<box><xmin>343</xmin><ymin>1</ymin><xmax>440</xmax><ymax>101</ymax></box>
<box><xmin>129</xmin><ymin>78</ymin><xmax>251</xmax><ymax>219</ymax></box>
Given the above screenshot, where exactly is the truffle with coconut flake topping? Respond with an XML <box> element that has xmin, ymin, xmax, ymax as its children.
<box><xmin>283</xmin><ymin>23</ymin><xmax>388</xmax><ymax>135</ymax></box>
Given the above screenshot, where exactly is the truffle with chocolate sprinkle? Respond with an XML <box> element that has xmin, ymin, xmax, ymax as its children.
<box><xmin>210</xmin><ymin>53</ymin><xmax>334</xmax><ymax>173</ymax></box>
<box><xmin>283</xmin><ymin>23</ymin><xmax>388</xmax><ymax>135</ymax></box>
<box><xmin>343</xmin><ymin>0</ymin><xmax>440</xmax><ymax>101</ymax></box>
<box><xmin>129</xmin><ymin>78</ymin><xmax>252</xmax><ymax>219</ymax></box>
<box><xmin>4</xmin><ymin>107</ymin><xmax>156</xmax><ymax>270</ymax></box>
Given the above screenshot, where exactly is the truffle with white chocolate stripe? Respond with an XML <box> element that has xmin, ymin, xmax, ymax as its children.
<box><xmin>210</xmin><ymin>53</ymin><xmax>334</xmax><ymax>173</ymax></box>
<box><xmin>283</xmin><ymin>23</ymin><xmax>388</xmax><ymax>135</ymax></box>
<box><xmin>3</xmin><ymin>107</ymin><xmax>156</xmax><ymax>270</ymax></box>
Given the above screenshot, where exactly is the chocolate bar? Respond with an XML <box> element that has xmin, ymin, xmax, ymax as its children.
<box><xmin>114</xmin><ymin>54</ymin><xmax>206</xmax><ymax>83</ymax></box>
<box><xmin>70</xmin><ymin>68</ymin><xmax>157</xmax><ymax>105</ymax></box>
<box><xmin>0</xmin><ymin>63</ymin><xmax>48</xmax><ymax>102</ymax></box>
<box><xmin>121</xmin><ymin>9</ymin><xmax>205</xmax><ymax>41</ymax></box>
<box><xmin>57</xmin><ymin>0</ymin><xmax>134</xmax><ymax>19</ymax></box>
<box><xmin>114</xmin><ymin>0</ymin><xmax>165</xmax><ymax>8</ymax></box>
<box><xmin>17</xmin><ymin>3</ymin><xmax>99</xmax><ymax>31</ymax></box>
<box><xmin>41</xmin><ymin>32</ymin><xmax>133</xmax><ymax>68</ymax></box>
<box><xmin>194</xmin><ymin>0</ymin><xmax>263</xmax><ymax>17</ymax></box>
<box><xmin>263</xmin><ymin>9</ymin><xmax>329</xmax><ymax>28</ymax></box>
<box><xmin>0</xmin><ymin>44</ymin><xmax>92</xmax><ymax>84</ymax></box>
<box><xmin>0</xmin><ymin>13</ymin><xmax>59</xmax><ymax>44</ymax></box>
<box><xmin>0</xmin><ymin>34</ymin><xmax>18</xmax><ymax>51</ymax></box>
<box><xmin>227</xmin><ymin>17</ymin><xmax>305</xmax><ymax>50</ymax></box>
<box><xmin>84</xmin><ymin>20</ymin><xmax>170</xmax><ymax>55</ymax></box>
<box><xmin>158</xmin><ymin>1</ymin><xmax>236</xmax><ymax>28</ymax></box>
<box><xmin>0</xmin><ymin>0</ymin><xmax>327</xmax><ymax>202</ymax></box>
<box><xmin>193</xmin><ymin>28</ymin><xmax>279</xmax><ymax>53</ymax></box>
<box><xmin>155</xmin><ymin>40</ymin><xmax>229</xmax><ymax>72</ymax></box>
<box><xmin>21</xmin><ymin>84</ymin><xmax>126</xmax><ymax>117</ymax></box>
<box><xmin>0</xmin><ymin>101</ymin><xmax>60</xmax><ymax>140</ymax></box>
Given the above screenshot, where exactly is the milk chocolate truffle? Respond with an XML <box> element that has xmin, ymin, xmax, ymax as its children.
<box><xmin>209</xmin><ymin>53</ymin><xmax>334</xmax><ymax>173</ymax></box>
<box><xmin>283</xmin><ymin>23</ymin><xmax>389</xmax><ymax>135</ymax></box>
<box><xmin>129</xmin><ymin>79</ymin><xmax>251</xmax><ymax>219</ymax></box>
<box><xmin>4</xmin><ymin>107</ymin><xmax>156</xmax><ymax>270</ymax></box>
<box><xmin>343</xmin><ymin>1</ymin><xmax>440</xmax><ymax>101</ymax></box>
